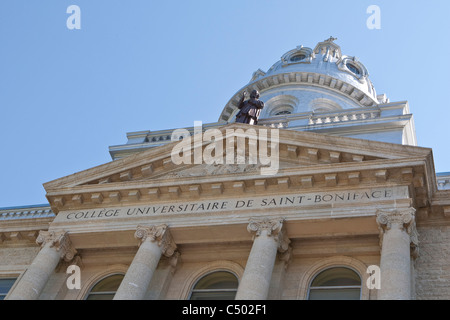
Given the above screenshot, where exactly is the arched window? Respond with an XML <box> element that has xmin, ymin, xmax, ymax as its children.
<box><xmin>263</xmin><ymin>95</ymin><xmax>298</xmax><ymax>119</ymax></box>
<box><xmin>308</xmin><ymin>267</ymin><xmax>361</xmax><ymax>300</ymax></box>
<box><xmin>189</xmin><ymin>271</ymin><xmax>239</xmax><ymax>300</ymax></box>
<box><xmin>274</xmin><ymin>110</ymin><xmax>292</xmax><ymax>116</ymax></box>
<box><xmin>85</xmin><ymin>274</ymin><xmax>124</xmax><ymax>300</ymax></box>
<box><xmin>310</xmin><ymin>98</ymin><xmax>342</xmax><ymax>113</ymax></box>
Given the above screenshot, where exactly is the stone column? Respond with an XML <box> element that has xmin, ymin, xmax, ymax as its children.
<box><xmin>113</xmin><ymin>224</ymin><xmax>177</xmax><ymax>300</ymax></box>
<box><xmin>235</xmin><ymin>218</ymin><xmax>290</xmax><ymax>300</ymax></box>
<box><xmin>7</xmin><ymin>230</ymin><xmax>77</xmax><ymax>300</ymax></box>
<box><xmin>376</xmin><ymin>208</ymin><xmax>419</xmax><ymax>300</ymax></box>
<box><xmin>145</xmin><ymin>252</ymin><xmax>180</xmax><ymax>300</ymax></box>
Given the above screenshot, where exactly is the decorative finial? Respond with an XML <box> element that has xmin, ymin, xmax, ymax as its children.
<box><xmin>325</xmin><ymin>36</ymin><xmax>337</xmax><ymax>42</ymax></box>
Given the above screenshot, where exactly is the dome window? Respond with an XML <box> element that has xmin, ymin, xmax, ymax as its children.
<box><xmin>279</xmin><ymin>46</ymin><xmax>313</xmax><ymax>67</ymax></box>
<box><xmin>270</xmin><ymin>105</ymin><xmax>294</xmax><ymax>117</ymax></box>
<box><xmin>337</xmin><ymin>56</ymin><xmax>369</xmax><ymax>83</ymax></box>
<box><xmin>290</xmin><ymin>54</ymin><xmax>306</xmax><ymax>62</ymax></box>
<box><xmin>310</xmin><ymin>98</ymin><xmax>342</xmax><ymax>113</ymax></box>
<box><xmin>346</xmin><ymin>62</ymin><xmax>361</xmax><ymax>75</ymax></box>
<box><xmin>274</xmin><ymin>110</ymin><xmax>292</xmax><ymax>116</ymax></box>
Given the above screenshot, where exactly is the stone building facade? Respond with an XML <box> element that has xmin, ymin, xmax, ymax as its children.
<box><xmin>1</xmin><ymin>39</ymin><xmax>449</xmax><ymax>300</ymax></box>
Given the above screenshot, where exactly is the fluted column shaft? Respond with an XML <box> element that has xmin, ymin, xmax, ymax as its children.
<box><xmin>113</xmin><ymin>224</ymin><xmax>177</xmax><ymax>300</ymax></box>
<box><xmin>376</xmin><ymin>208</ymin><xmax>419</xmax><ymax>300</ymax></box>
<box><xmin>235</xmin><ymin>218</ymin><xmax>290</xmax><ymax>300</ymax></box>
<box><xmin>7</xmin><ymin>230</ymin><xmax>76</xmax><ymax>300</ymax></box>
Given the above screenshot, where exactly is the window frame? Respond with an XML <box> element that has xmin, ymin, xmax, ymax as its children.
<box><xmin>307</xmin><ymin>266</ymin><xmax>362</xmax><ymax>300</ymax></box>
<box><xmin>188</xmin><ymin>270</ymin><xmax>239</xmax><ymax>300</ymax></box>
<box><xmin>84</xmin><ymin>273</ymin><xmax>125</xmax><ymax>300</ymax></box>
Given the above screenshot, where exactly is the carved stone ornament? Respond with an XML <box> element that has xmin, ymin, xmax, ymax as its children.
<box><xmin>247</xmin><ymin>218</ymin><xmax>291</xmax><ymax>253</ymax></box>
<box><xmin>278</xmin><ymin>246</ymin><xmax>293</xmax><ymax>269</ymax></box>
<box><xmin>36</xmin><ymin>230</ymin><xmax>77</xmax><ymax>262</ymax></box>
<box><xmin>135</xmin><ymin>224</ymin><xmax>177</xmax><ymax>257</ymax></box>
<box><xmin>376</xmin><ymin>208</ymin><xmax>419</xmax><ymax>258</ymax></box>
<box><xmin>164</xmin><ymin>162</ymin><xmax>261</xmax><ymax>178</ymax></box>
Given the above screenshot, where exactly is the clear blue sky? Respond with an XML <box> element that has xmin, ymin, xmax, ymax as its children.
<box><xmin>1</xmin><ymin>1</ymin><xmax>449</xmax><ymax>207</ymax></box>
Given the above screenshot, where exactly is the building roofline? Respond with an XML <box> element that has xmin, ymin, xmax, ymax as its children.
<box><xmin>0</xmin><ymin>203</ymin><xmax>50</xmax><ymax>211</ymax></box>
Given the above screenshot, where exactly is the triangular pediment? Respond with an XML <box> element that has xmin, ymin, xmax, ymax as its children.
<box><xmin>43</xmin><ymin>123</ymin><xmax>435</xmax><ymax>213</ymax></box>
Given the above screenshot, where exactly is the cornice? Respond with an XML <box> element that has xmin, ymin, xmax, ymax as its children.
<box><xmin>218</xmin><ymin>71</ymin><xmax>379</xmax><ymax>122</ymax></box>
<box><xmin>45</xmin><ymin>157</ymin><xmax>427</xmax><ymax>194</ymax></box>
<box><xmin>0</xmin><ymin>205</ymin><xmax>55</xmax><ymax>244</ymax></box>
<box><xmin>45</xmin><ymin>160</ymin><xmax>430</xmax><ymax>217</ymax></box>
<box><xmin>44</xmin><ymin>123</ymin><xmax>432</xmax><ymax>190</ymax></box>
<box><xmin>0</xmin><ymin>205</ymin><xmax>54</xmax><ymax>221</ymax></box>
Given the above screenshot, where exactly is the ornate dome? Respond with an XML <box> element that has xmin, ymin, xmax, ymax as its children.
<box><xmin>219</xmin><ymin>38</ymin><xmax>380</xmax><ymax>123</ymax></box>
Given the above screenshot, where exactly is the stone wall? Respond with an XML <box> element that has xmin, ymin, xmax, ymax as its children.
<box><xmin>415</xmin><ymin>224</ymin><xmax>450</xmax><ymax>300</ymax></box>
<box><xmin>0</xmin><ymin>246</ymin><xmax>39</xmax><ymax>273</ymax></box>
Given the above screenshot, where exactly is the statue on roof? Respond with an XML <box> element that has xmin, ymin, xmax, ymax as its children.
<box><xmin>325</xmin><ymin>36</ymin><xmax>338</xmax><ymax>42</ymax></box>
<box><xmin>235</xmin><ymin>90</ymin><xmax>264</xmax><ymax>125</ymax></box>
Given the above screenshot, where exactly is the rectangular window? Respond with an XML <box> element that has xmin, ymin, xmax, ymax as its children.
<box><xmin>0</xmin><ymin>278</ymin><xmax>17</xmax><ymax>300</ymax></box>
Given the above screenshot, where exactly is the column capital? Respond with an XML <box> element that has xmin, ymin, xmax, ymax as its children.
<box><xmin>376</xmin><ymin>208</ymin><xmax>419</xmax><ymax>258</ymax></box>
<box><xmin>36</xmin><ymin>230</ymin><xmax>77</xmax><ymax>262</ymax></box>
<box><xmin>247</xmin><ymin>218</ymin><xmax>290</xmax><ymax>253</ymax></box>
<box><xmin>135</xmin><ymin>224</ymin><xmax>177</xmax><ymax>257</ymax></box>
